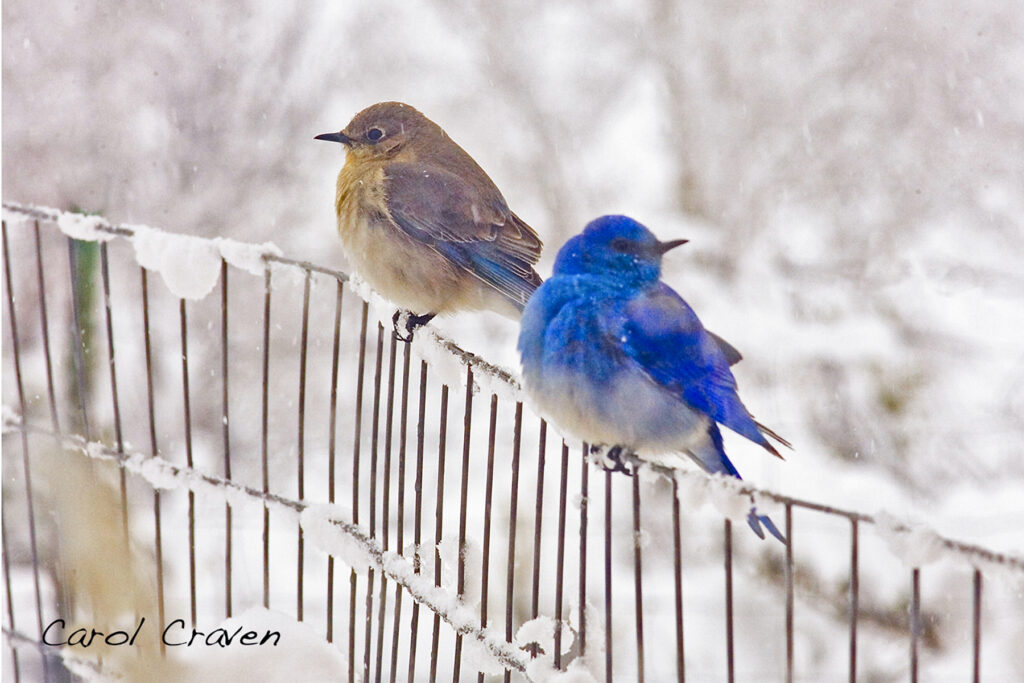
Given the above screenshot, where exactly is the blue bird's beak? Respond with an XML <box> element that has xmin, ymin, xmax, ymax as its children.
<box><xmin>315</xmin><ymin>131</ymin><xmax>352</xmax><ymax>145</ymax></box>
<box><xmin>654</xmin><ymin>239</ymin><xmax>688</xmax><ymax>255</ymax></box>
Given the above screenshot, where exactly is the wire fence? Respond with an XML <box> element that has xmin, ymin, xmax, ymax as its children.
<box><xmin>2</xmin><ymin>203</ymin><xmax>1023</xmax><ymax>682</ymax></box>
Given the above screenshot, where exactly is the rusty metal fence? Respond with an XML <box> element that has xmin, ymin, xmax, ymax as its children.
<box><xmin>3</xmin><ymin>203</ymin><xmax>1022</xmax><ymax>681</ymax></box>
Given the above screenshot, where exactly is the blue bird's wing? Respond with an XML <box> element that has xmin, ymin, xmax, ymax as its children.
<box><xmin>619</xmin><ymin>284</ymin><xmax>784</xmax><ymax>456</ymax></box>
<box><xmin>384</xmin><ymin>163</ymin><xmax>542</xmax><ymax>309</ymax></box>
<box><xmin>707</xmin><ymin>331</ymin><xmax>743</xmax><ymax>366</ymax></box>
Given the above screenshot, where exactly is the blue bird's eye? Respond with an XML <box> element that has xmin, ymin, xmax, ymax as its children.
<box><xmin>366</xmin><ymin>127</ymin><xmax>385</xmax><ymax>142</ymax></box>
<box><xmin>609</xmin><ymin>237</ymin><xmax>631</xmax><ymax>253</ymax></box>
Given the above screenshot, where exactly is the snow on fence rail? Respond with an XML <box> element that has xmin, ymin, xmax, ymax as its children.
<box><xmin>2</xmin><ymin>202</ymin><xmax>1022</xmax><ymax>682</ymax></box>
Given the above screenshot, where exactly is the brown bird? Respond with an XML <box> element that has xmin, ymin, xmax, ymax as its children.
<box><xmin>316</xmin><ymin>102</ymin><xmax>543</xmax><ymax>338</ymax></box>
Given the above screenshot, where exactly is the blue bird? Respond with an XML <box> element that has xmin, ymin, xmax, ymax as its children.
<box><xmin>518</xmin><ymin>215</ymin><xmax>790</xmax><ymax>541</ymax></box>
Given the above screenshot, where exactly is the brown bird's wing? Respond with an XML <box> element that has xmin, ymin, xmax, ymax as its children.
<box><xmin>384</xmin><ymin>162</ymin><xmax>543</xmax><ymax>307</ymax></box>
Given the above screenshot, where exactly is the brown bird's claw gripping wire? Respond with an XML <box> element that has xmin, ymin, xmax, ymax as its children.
<box><xmin>391</xmin><ymin>309</ymin><xmax>437</xmax><ymax>343</ymax></box>
<box><xmin>591</xmin><ymin>444</ymin><xmax>637</xmax><ymax>476</ymax></box>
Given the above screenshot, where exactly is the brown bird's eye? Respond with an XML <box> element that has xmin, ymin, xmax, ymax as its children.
<box><xmin>609</xmin><ymin>237</ymin><xmax>631</xmax><ymax>252</ymax></box>
<box><xmin>366</xmin><ymin>127</ymin><xmax>384</xmax><ymax>142</ymax></box>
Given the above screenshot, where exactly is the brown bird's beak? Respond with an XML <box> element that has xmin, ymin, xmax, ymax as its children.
<box><xmin>315</xmin><ymin>131</ymin><xmax>352</xmax><ymax>145</ymax></box>
<box><xmin>654</xmin><ymin>238</ymin><xmax>689</xmax><ymax>254</ymax></box>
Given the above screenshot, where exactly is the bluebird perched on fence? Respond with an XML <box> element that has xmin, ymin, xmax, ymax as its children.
<box><xmin>316</xmin><ymin>102</ymin><xmax>543</xmax><ymax>339</ymax></box>
<box><xmin>518</xmin><ymin>215</ymin><xmax>790</xmax><ymax>541</ymax></box>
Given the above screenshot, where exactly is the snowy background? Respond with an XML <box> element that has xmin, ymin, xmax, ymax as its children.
<box><xmin>4</xmin><ymin>0</ymin><xmax>1024</xmax><ymax>681</ymax></box>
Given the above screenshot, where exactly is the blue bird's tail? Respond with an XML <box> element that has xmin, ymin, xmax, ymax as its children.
<box><xmin>746</xmin><ymin>508</ymin><xmax>786</xmax><ymax>543</ymax></box>
<box><xmin>687</xmin><ymin>423</ymin><xmax>786</xmax><ymax>544</ymax></box>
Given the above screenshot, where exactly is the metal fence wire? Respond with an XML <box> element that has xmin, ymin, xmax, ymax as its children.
<box><xmin>2</xmin><ymin>203</ymin><xmax>1023</xmax><ymax>682</ymax></box>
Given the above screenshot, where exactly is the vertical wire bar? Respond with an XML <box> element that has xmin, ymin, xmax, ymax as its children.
<box><xmin>502</xmin><ymin>402</ymin><xmax>523</xmax><ymax>683</ymax></box>
<box><xmin>578</xmin><ymin>444</ymin><xmax>589</xmax><ymax>660</ymax></box>
<box><xmin>671</xmin><ymin>477</ymin><xmax>685</xmax><ymax>682</ymax></box>
<box><xmin>3</xmin><ymin>230</ymin><xmax>22</xmax><ymax>680</ymax></box>
<box><xmin>326</xmin><ymin>280</ymin><xmax>344</xmax><ymax>643</ymax></box>
<box><xmin>99</xmin><ymin>244</ymin><xmax>129</xmax><ymax>541</ymax></box>
<box><xmin>428</xmin><ymin>384</ymin><xmax>450</xmax><ymax>683</ymax></box>
<box><xmin>553</xmin><ymin>442</ymin><xmax>570</xmax><ymax>670</ymax></box>
<box><xmin>140</xmin><ymin>268</ymin><xmax>166</xmax><ymax>655</ymax></box>
<box><xmin>297</xmin><ymin>270</ymin><xmax>312</xmax><ymax>622</ymax></box>
<box><xmin>604</xmin><ymin>470</ymin><xmax>613</xmax><ymax>683</ymax></box>
<box><xmin>33</xmin><ymin>222</ymin><xmax>60</xmax><ymax>433</ymax></box>
<box><xmin>724</xmin><ymin>519</ymin><xmax>734</xmax><ymax>683</ymax></box>
<box><xmin>910</xmin><ymin>568</ymin><xmax>920</xmax><ymax>683</ymax></box>
<box><xmin>476</xmin><ymin>395</ymin><xmax>499</xmax><ymax>683</ymax></box>
<box><xmin>220</xmin><ymin>262</ymin><xmax>233</xmax><ymax>619</ymax></box>
<box><xmin>375</xmin><ymin>332</ymin><xmax>399</xmax><ymax>682</ymax></box>
<box><xmin>33</xmin><ymin>220</ymin><xmax>63</xmax><ymax>679</ymax></box>
<box><xmin>2</xmin><ymin>222</ymin><xmax>45</xmax><ymax>656</ymax></box>
<box><xmin>179</xmin><ymin>298</ymin><xmax>197</xmax><ymax>625</ymax></box>
<box><xmin>528</xmin><ymin>420</ymin><xmax>548</xmax><ymax>658</ymax></box>
<box><xmin>34</xmin><ymin>221</ymin><xmax>64</xmax><ymax>670</ymax></box>
<box><xmin>785</xmin><ymin>504</ymin><xmax>794</xmax><ymax>683</ymax></box>
<box><xmin>2</xmin><ymin>512</ymin><xmax>21</xmax><ymax>681</ymax></box>
<box><xmin>632</xmin><ymin>474</ymin><xmax>646</xmax><ymax>683</ymax></box>
<box><xmin>364</xmin><ymin>323</ymin><xmax>385</xmax><ymax>683</ymax></box>
<box><xmin>849</xmin><ymin>519</ymin><xmax>858</xmax><ymax>683</ymax></box>
<box><xmin>389</xmin><ymin>342</ymin><xmax>412</xmax><ymax>683</ymax></box>
<box><xmin>261</xmin><ymin>267</ymin><xmax>272</xmax><ymax>608</ymax></box>
<box><xmin>99</xmin><ymin>243</ymin><xmax>136</xmax><ymax>642</ymax></box>
<box><xmin>972</xmin><ymin>570</ymin><xmax>981</xmax><ymax>683</ymax></box>
<box><xmin>33</xmin><ymin>222</ymin><xmax>61</xmax><ymax>675</ymax></box>
<box><xmin>452</xmin><ymin>366</ymin><xmax>475</xmax><ymax>681</ymax></box>
<box><xmin>66</xmin><ymin>237</ymin><xmax>91</xmax><ymax>439</ymax></box>
<box><xmin>349</xmin><ymin>301</ymin><xmax>370</xmax><ymax>681</ymax></box>
<box><xmin>407</xmin><ymin>360</ymin><xmax>428</xmax><ymax>683</ymax></box>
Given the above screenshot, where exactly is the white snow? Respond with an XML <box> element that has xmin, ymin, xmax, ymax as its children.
<box><xmin>704</xmin><ymin>473</ymin><xmax>759</xmax><ymax>526</ymax></box>
<box><xmin>873</xmin><ymin>510</ymin><xmax>947</xmax><ymax>568</ymax></box>
<box><xmin>461</xmin><ymin>636</ymin><xmax>506</xmax><ymax>676</ymax></box>
<box><xmin>69</xmin><ymin>436</ymin><xmax>301</xmax><ymax>525</ymax></box>
<box><xmin>130</xmin><ymin>224</ymin><xmax>223</xmax><ymax>300</ymax></box>
<box><xmin>2</xmin><ymin>405</ymin><xmax>21</xmax><ymax>433</ymax></box>
<box><xmin>525</xmin><ymin>659</ymin><xmax>599</xmax><ymax>683</ymax></box>
<box><xmin>410</xmin><ymin>327</ymin><xmax>474</xmax><ymax>395</ymax></box>
<box><xmin>57</xmin><ymin>212</ymin><xmax>116</xmax><ymax>242</ymax></box>
<box><xmin>515</xmin><ymin>615</ymin><xmax>557</xmax><ymax>653</ymax></box>
<box><xmin>345</xmin><ymin>273</ymin><xmax>401</xmax><ymax>336</ymax></box>
<box><xmin>671</xmin><ymin>468</ymin><xmax>711</xmax><ymax>509</ymax></box>
<box><xmin>299</xmin><ymin>504</ymin><xmax>374</xmax><ymax>573</ymax></box>
<box><xmin>134</xmin><ymin>455</ymin><xmax>182</xmax><ymax>490</ymax></box>
<box><xmin>214</xmin><ymin>236</ymin><xmax>283</xmax><ymax>277</ymax></box>
<box><xmin>437</xmin><ymin>535</ymin><xmax>482</xmax><ymax>608</ymax></box>
<box><xmin>568</xmin><ymin>602</ymin><xmax>604</xmax><ymax>680</ymax></box>
<box><xmin>1</xmin><ymin>206</ymin><xmax>34</xmax><ymax>228</ymax></box>
<box><xmin>44</xmin><ymin>209</ymin><xmax>286</xmax><ymax>300</ymax></box>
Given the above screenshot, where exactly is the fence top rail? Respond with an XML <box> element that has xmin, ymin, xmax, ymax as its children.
<box><xmin>3</xmin><ymin>201</ymin><xmax>1023</xmax><ymax>578</ymax></box>
<box><xmin>1</xmin><ymin>200</ymin><xmax>523</xmax><ymax>397</ymax></box>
